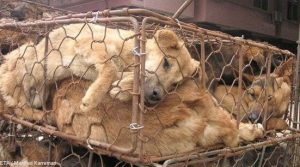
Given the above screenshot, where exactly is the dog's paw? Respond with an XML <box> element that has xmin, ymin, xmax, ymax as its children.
<box><xmin>266</xmin><ymin>118</ymin><xmax>288</xmax><ymax>130</ymax></box>
<box><xmin>109</xmin><ymin>86</ymin><xmax>132</xmax><ymax>102</ymax></box>
<box><xmin>253</xmin><ymin>123</ymin><xmax>264</xmax><ymax>138</ymax></box>
<box><xmin>239</xmin><ymin>123</ymin><xmax>264</xmax><ymax>142</ymax></box>
<box><xmin>109</xmin><ymin>75</ymin><xmax>133</xmax><ymax>102</ymax></box>
<box><xmin>80</xmin><ymin>96</ymin><xmax>97</xmax><ymax>112</ymax></box>
<box><xmin>3</xmin><ymin>95</ymin><xmax>17</xmax><ymax>107</ymax></box>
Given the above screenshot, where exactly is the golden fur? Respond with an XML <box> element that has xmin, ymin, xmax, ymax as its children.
<box><xmin>18</xmin><ymin>75</ymin><xmax>263</xmax><ymax>157</ymax></box>
<box><xmin>0</xmin><ymin>23</ymin><xmax>198</xmax><ymax>112</ymax></box>
<box><xmin>213</xmin><ymin>57</ymin><xmax>294</xmax><ymax>130</ymax></box>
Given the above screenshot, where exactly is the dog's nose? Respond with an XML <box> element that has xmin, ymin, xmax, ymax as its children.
<box><xmin>248</xmin><ymin>112</ymin><xmax>261</xmax><ymax>123</ymax></box>
<box><xmin>149</xmin><ymin>88</ymin><xmax>161</xmax><ymax>102</ymax></box>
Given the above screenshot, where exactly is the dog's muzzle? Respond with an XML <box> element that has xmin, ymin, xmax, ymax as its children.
<box><xmin>145</xmin><ymin>87</ymin><xmax>162</xmax><ymax>106</ymax></box>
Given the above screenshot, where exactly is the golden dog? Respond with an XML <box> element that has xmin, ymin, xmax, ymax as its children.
<box><xmin>0</xmin><ymin>24</ymin><xmax>198</xmax><ymax>112</ymax></box>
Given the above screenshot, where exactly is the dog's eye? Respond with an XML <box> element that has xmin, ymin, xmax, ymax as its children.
<box><xmin>172</xmin><ymin>82</ymin><xmax>178</xmax><ymax>88</ymax></box>
<box><xmin>163</xmin><ymin>58</ymin><xmax>171</xmax><ymax>70</ymax></box>
<box><xmin>29</xmin><ymin>87</ymin><xmax>37</xmax><ymax>96</ymax></box>
<box><xmin>268</xmin><ymin>95</ymin><xmax>273</xmax><ymax>101</ymax></box>
<box><xmin>192</xmin><ymin>71</ymin><xmax>199</xmax><ymax>79</ymax></box>
<box><xmin>247</xmin><ymin>91</ymin><xmax>255</xmax><ymax>100</ymax></box>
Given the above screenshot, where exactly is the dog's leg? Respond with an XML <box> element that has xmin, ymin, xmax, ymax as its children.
<box><xmin>266</xmin><ymin>118</ymin><xmax>288</xmax><ymax>130</ymax></box>
<box><xmin>14</xmin><ymin>106</ymin><xmax>50</xmax><ymax>123</ymax></box>
<box><xmin>239</xmin><ymin>122</ymin><xmax>264</xmax><ymax>142</ymax></box>
<box><xmin>80</xmin><ymin>61</ymin><xmax>118</xmax><ymax>112</ymax></box>
<box><xmin>0</xmin><ymin>71</ymin><xmax>19</xmax><ymax>108</ymax></box>
<box><xmin>222</xmin><ymin>131</ymin><xmax>239</xmax><ymax>148</ymax></box>
<box><xmin>109</xmin><ymin>72</ymin><xmax>134</xmax><ymax>102</ymax></box>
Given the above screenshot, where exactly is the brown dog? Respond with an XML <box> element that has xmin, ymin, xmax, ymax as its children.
<box><xmin>213</xmin><ymin>57</ymin><xmax>294</xmax><ymax>130</ymax></box>
<box><xmin>29</xmin><ymin>73</ymin><xmax>262</xmax><ymax>157</ymax></box>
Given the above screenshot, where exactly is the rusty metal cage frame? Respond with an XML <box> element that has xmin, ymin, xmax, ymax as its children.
<box><xmin>0</xmin><ymin>2</ymin><xmax>299</xmax><ymax>167</ymax></box>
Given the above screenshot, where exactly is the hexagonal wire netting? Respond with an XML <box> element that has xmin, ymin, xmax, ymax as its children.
<box><xmin>0</xmin><ymin>2</ymin><xmax>299</xmax><ymax>167</ymax></box>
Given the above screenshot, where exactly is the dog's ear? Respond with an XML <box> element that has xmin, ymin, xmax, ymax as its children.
<box><xmin>190</xmin><ymin>59</ymin><xmax>208</xmax><ymax>87</ymax></box>
<box><xmin>191</xmin><ymin>58</ymin><xmax>199</xmax><ymax>68</ymax></box>
<box><xmin>191</xmin><ymin>59</ymin><xmax>200</xmax><ymax>78</ymax></box>
<box><xmin>274</xmin><ymin>76</ymin><xmax>291</xmax><ymax>90</ymax></box>
<box><xmin>155</xmin><ymin>29</ymin><xmax>181</xmax><ymax>49</ymax></box>
<box><xmin>274</xmin><ymin>57</ymin><xmax>295</xmax><ymax>84</ymax></box>
<box><xmin>274</xmin><ymin>77</ymin><xmax>284</xmax><ymax>88</ymax></box>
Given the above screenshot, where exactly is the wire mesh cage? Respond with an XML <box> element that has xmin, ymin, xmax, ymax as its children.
<box><xmin>0</xmin><ymin>2</ymin><xmax>299</xmax><ymax>167</ymax></box>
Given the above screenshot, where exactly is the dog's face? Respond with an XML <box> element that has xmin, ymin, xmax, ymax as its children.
<box><xmin>144</xmin><ymin>30</ymin><xmax>199</xmax><ymax>106</ymax></box>
<box><xmin>23</xmin><ymin>75</ymin><xmax>48</xmax><ymax>109</ymax></box>
<box><xmin>244</xmin><ymin>75</ymin><xmax>291</xmax><ymax>123</ymax></box>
